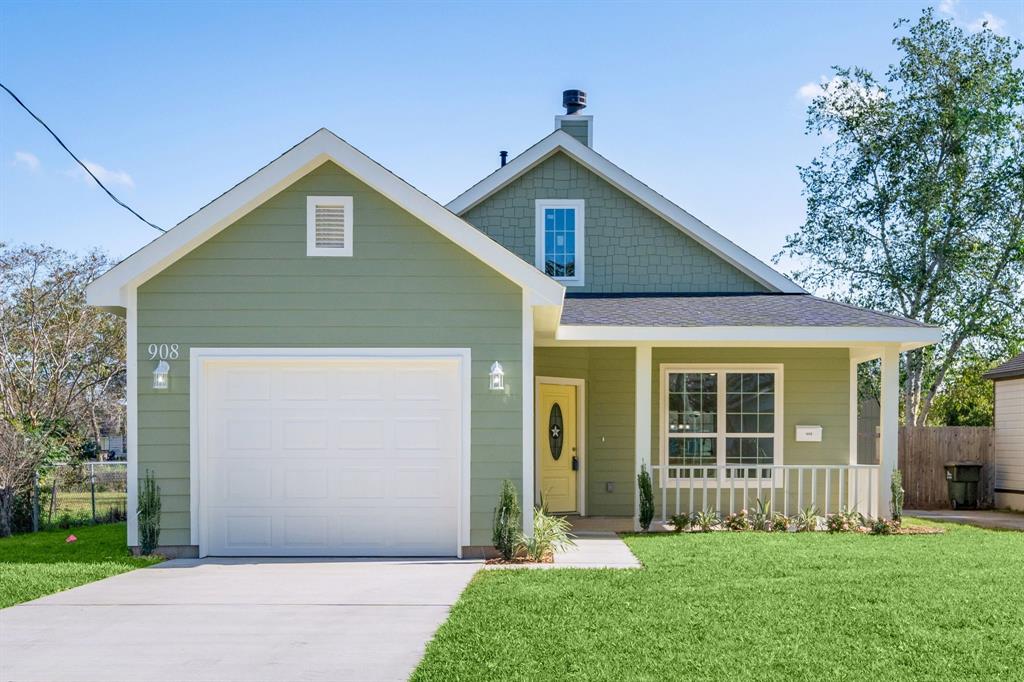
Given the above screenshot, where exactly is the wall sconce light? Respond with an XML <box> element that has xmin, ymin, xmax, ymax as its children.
<box><xmin>489</xmin><ymin>361</ymin><xmax>505</xmax><ymax>391</ymax></box>
<box><xmin>153</xmin><ymin>360</ymin><xmax>170</xmax><ymax>390</ymax></box>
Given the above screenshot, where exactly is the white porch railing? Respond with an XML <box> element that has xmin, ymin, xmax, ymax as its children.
<box><xmin>650</xmin><ymin>464</ymin><xmax>881</xmax><ymax>521</ymax></box>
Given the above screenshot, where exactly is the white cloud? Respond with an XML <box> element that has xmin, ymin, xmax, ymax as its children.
<box><xmin>12</xmin><ymin>151</ymin><xmax>40</xmax><ymax>172</ymax></box>
<box><xmin>937</xmin><ymin>1</ymin><xmax>1006</xmax><ymax>35</ymax></box>
<box><xmin>795</xmin><ymin>75</ymin><xmax>885</xmax><ymax>105</ymax></box>
<box><xmin>967</xmin><ymin>11</ymin><xmax>1006</xmax><ymax>34</ymax></box>
<box><xmin>67</xmin><ymin>160</ymin><xmax>135</xmax><ymax>189</ymax></box>
<box><xmin>796</xmin><ymin>81</ymin><xmax>825</xmax><ymax>102</ymax></box>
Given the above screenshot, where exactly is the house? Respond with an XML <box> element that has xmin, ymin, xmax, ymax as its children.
<box><xmin>86</xmin><ymin>91</ymin><xmax>941</xmax><ymax>558</ymax></box>
<box><xmin>984</xmin><ymin>352</ymin><xmax>1024</xmax><ymax>511</ymax></box>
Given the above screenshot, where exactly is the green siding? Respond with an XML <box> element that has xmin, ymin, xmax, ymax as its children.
<box><xmin>535</xmin><ymin>347</ymin><xmax>635</xmax><ymax>516</ymax></box>
<box><xmin>462</xmin><ymin>152</ymin><xmax>769</xmax><ymax>294</ymax></box>
<box><xmin>558</xmin><ymin>118</ymin><xmax>591</xmax><ymax>146</ymax></box>
<box><xmin>137</xmin><ymin>161</ymin><xmax>522</xmax><ymax>548</ymax></box>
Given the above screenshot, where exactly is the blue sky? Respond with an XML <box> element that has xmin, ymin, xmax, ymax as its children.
<box><xmin>1</xmin><ymin>0</ymin><xmax>1021</xmax><ymax>270</ymax></box>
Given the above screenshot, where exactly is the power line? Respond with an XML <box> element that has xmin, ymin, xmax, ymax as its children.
<box><xmin>0</xmin><ymin>81</ymin><xmax>166</xmax><ymax>233</ymax></box>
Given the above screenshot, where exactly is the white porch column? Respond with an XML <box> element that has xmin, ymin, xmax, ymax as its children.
<box><xmin>521</xmin><ymin>291</ymin><xmax>535</xmax><ymax>536</ymax></box>
<box><xmin>634</xmin><ymin>344</ymin><xmax>652</xmax><ymax>528</ymax></box>
<box><xmin>879</xmin><ymin>345</ymin><xmax>900</xmax><ymax>519</ymax></box>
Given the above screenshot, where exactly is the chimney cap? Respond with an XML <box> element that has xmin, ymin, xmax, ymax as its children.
<box><xmin>562</xmin><ymin>89</ymin><xmax>587</xmax><ymax>115</ymax></box>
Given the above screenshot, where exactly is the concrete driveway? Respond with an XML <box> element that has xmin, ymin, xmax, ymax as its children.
<box><xmin>0</xmin><ymin>557</ymin><xmax>480</xmax><ymax>682</ymax></box>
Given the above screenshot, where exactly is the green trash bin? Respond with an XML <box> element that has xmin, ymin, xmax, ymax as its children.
<box><xmin>944</xmin><ymin>462</ymin><xmax>982</xmax><ymax>509</ymax></box>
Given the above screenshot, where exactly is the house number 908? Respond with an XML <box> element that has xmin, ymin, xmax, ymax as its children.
<box><xmin>147</xmin><ymin>343</ymin><xmax>180</xmax><ymax>360</ymax></box>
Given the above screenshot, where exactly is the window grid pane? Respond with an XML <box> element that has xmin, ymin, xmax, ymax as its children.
<box><xmin>668</xmin><ymin>437</ymin><xmax>717</xmax><ymax>479</ymax></box>
<box><xmin>667</xmin><ymin>372</ymin><xmax>717</xmax><ymax>435</ymax></box>
<box><xmin>543</xmin><ymin>208</ymin><xmax>576</xmax><ymax>278</ymax></box>
<box><xmin>725</xmin><ymin>372</ymin><xmax>774</xmax><ymax>434</ymax></box>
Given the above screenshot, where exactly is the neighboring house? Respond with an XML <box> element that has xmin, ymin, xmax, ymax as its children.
<box><xmin>86</xmin><ymin>91</ymin><xmax>940</xmax><ymax>558</ymax></box>
<box><xmin>984</xmin><ymin>353</ymin><xmax>1024</xmax><ymax>511</ymax></box>
<box><xmin>99</xmin><ymin>434</ymin><xmax>127</xmax><ymax>460</ymax></box>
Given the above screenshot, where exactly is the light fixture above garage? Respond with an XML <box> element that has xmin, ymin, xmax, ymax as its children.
<box><xmin>489</xmin><ymin>361</ymin><xmax>505</xmax><ymax>391</ymax></box>
<box><xmin>153</xmin><ymin>360</ymin><xmax>170</xmax><ymax>390</ymax></box>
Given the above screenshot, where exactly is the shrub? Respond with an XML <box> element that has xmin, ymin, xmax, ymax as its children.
<box><xmin>771</xmin><ymin>512</ymin><xmax>791</xmax><ymax>532</ymax></box>
<box><xmin>515</xmin><ymin>507</ymin><xmax>575</xmax><ymax>562</ymax></box>
<box><xmin>492</xmin><ymin>480</ymin><xmax>521</xmax><ymax>561</ymax></box>
<box><xmin>826</xmin><ymin>507</ymin><xmax>864</xmax><ymax>533</ymax></box>
<box><xmin>137</xmin><ymin>470</ymin><xmax>161</xmax><ymax>555</ymax></box>
<box><xmin>891</xmin><ymin>470</ymin><xmax>905</xmax><ymax>526</ymax></box>
<box><xmin>869</xmin><ymin>517</ymin><xmax>899</xmax><ymax>535</ymax></box>
<box><xmin>693</xmin><ymin>508</ymin><xmax>720</xmax><ymax>532</ymax></box>
<box><xmin>795</xmin><ymin>505</ymin><xmax>820</xmax><ymax>532</ymax></box>
<box><xmin>724</xmin><ymin>509</ymin><xmax>752</xmax><ymax>531</ymax></box>
<box><xmin>751</xmin><ymin>497</ymin><xmax>773</xmax><ymax>531</ymax></box>
<box><xmin>668</xmin><ymin>513</ymin><xmax>691</xmax><ymax>533</ymax></box>
<box><xmin>637</xmin><ymin>465</ymin><xmax>654</xmax><ymax>531</ymax></box>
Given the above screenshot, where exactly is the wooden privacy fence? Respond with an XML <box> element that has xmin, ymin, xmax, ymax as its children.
<box><xmin>898</xmin><ymin>426</ymin><xmax>995</xmax><ymax>509</ymax></box>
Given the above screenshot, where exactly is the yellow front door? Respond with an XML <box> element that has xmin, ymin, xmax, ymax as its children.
<box><xmin>537</xmin><ymin>382</ymin><xmax>578</xmax><ymax>513</ymax></box>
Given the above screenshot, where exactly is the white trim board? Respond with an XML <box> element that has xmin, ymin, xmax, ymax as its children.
<box><xmin>188</xmin><ymin>347</ymin><xmax>472</xmax><ymax>558</ymax></box>
<box><xmin>535</xmin><ymin>376</ymin><xmax>587</xmax><ymax>516</ymax></box>
<box><xmin>86</xmin><ymin>128</ymin><xmax>563</xmax><ymax>308</ymax></box>
<box><xmin>553</xmin><ymin>324</ymin><xmax>942</xmax><ymax>349</ymax></box>
<box><xmin>447</xmin><ymin>129</ymin><xmax>805</xmax><ymax>294</ymax></box>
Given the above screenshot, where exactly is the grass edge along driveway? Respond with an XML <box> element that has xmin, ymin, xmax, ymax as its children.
<box><xmin>412</xmin><ymin>519</ymin><xmax>1024</xmax><ymax>681</ymax></box>
<box><xmin>0</xmin><ymin>523</ymin><xmax>160</xmax><ymax>608</ymax></box>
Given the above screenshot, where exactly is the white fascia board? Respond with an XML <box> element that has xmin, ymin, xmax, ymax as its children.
<box><xmin>554</xmin><ymin>324</ymin><xmax>943</xmax><ymax>348</ymax></box>
<box><xmin>86</xmin><ymin>129</ymin><xmax>564</xmax><ymax>308</ymax></box>
<box><xmin>447</xmin><ymin>130</ymin><xmax>806</xmax><ymax>294</ymax></box>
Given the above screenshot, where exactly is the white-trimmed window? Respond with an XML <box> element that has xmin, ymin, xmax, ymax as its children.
<box><xmin>660</xmin><ymin>364</ymin><xmax>783</xmax><ymax>480</ymax></box>
<box><xmin>535</xmin><ymin>199</ymin><xmax>584</xmax><ymax>285</ymax></box>
<box><xmin>307</xmin><ymin>196</ymin><xmax>353</xmax><ymax>257</ymax></box>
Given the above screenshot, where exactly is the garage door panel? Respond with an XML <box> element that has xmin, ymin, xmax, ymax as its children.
<box><xmin>281</xmin><ymin>419</ymin><xmax>329</xmax><ymax>450</ymax></box>
<box><xmin>334</xmin><ymin>418</ymin><xmax>387</xmax><ymax>450</ymax></box>
<box><xmin>202</xmin><ymin>356</ymin><xmax>462</xmax><ymax>556</ymax></box>
<box><xmin>335</xmin><ymin>466</ymin><xmax>389</xmax><ymax>499</ymax></box>
<box><xmin>221</xmin><ymin>369</ymin><xmax>273</xmax><ymax>401</ymax></box>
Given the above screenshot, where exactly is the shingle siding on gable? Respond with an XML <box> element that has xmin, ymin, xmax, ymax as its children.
<box><xmin>462</xmin><ymin>152</ymin><xmax>769</xmax><ymax>294</ymax></box>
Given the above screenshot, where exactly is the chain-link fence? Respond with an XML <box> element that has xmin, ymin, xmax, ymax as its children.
<box><xmin>31</xmin><ymin>462</ymin><xmax>128</xmax><ymax>531</ymax></box>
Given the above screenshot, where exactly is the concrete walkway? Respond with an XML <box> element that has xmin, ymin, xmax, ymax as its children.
<box><xmin>488</xmin><ymin>532</ymin><xmax>641</xmax><ymax>569</ymax></box>
<box><xmin>0</xmin><ymin>557</ymin><xmax>481</xmax><ymax>682</ymax></box>
<box><xmin>908</xmin><ymin>509</ymin><xmax>1024</xmax><ymax>531</ymax></box>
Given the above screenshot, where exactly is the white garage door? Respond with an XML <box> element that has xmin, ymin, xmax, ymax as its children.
<box><xmin>200</xmin><ymin>356</ymin><xmax>462</xmax><ymax>557</ymax></box>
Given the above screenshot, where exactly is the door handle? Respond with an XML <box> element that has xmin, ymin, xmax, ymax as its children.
<box><xmin>572</xmin><ymin>456</ymin><xmax>579</xmax><ymax>471</ymax></box>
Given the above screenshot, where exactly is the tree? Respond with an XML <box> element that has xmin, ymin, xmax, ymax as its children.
<box><xmin>779</xmin><ymin>9</ymin><xmax>1024</xmax><ymax>425</ymax></box>
<box><xmin>0</xmin><ymin>244</ymin><xmax>125</xmax><ymax>534</ymax></box>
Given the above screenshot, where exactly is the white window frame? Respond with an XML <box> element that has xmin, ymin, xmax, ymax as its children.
<box><xmin>307</xmin><ymin>195</ymin><xmax>353</xmax><ymax>257</ymax></box>
<box><xmin>659</xmin><ymin>363</ymin><xmax>784</xmax><ymax>485</ymax></box>
<box><xmin>535</xmin><ymin>199</ymin><xmax>585</xmax><ymax>286</ymax></box>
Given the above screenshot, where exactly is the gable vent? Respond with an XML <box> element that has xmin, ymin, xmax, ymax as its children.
<box><xmin>306</xmin><ymin>196</ymin><xmax>353</xmax><ymax>257</ymax></box>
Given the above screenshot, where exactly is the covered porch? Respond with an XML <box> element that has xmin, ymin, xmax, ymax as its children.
<box><xmin>528</xmin><ymin>294</ymin><xmax>942</xmax><ymax>530</ymax></box>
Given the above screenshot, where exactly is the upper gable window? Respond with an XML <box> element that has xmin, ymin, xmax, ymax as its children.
<box><xmin>535</xmin><ymin>199</ymin><xmax>585</xmax><ymax>285</ymax></box>
<box><xmin>307</xmin><ymin>196</ymin><xmax>353</xmax><ymax>257</ymax></box>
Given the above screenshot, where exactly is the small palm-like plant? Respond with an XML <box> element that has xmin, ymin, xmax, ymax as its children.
<box><xmin>693</xmin><ymin>508</ymin><xmax>720</xmax><ymax>532</ymax></box>
<box><xmin>751</xmin><ymin>497</ymin><xmax>773</xmax><ymax>531</ymax></box>
<box><xmin>795</xmin><ymin>505</ymin><xmax>820</xmax><ymax>532</ymax></box>
<box><xmin>515</xmin><ymin>507</ymin><xmax>576</xmax><ymax>562</ymax></box>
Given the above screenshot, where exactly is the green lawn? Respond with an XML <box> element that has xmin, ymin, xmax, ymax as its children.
<box><xmin>413</xmin><ymin>520</ymin><xmax>1024</xmax><ymax>681</ymax></box>
<box><xmin>0</xmin><ymin>523</ymin><xmax>160</xmax><ymax>608</ymax></box>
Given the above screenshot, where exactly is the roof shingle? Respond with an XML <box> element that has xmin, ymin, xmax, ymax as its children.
<box><xmin>560</xmin><ymin>294</ymin><xmax>929</xmax><ymax>328</ymax></box>
<box><xmin>983</xmin><ymin>352</ymin><xmax>1024</xmax><ymax>381</ymax></box>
